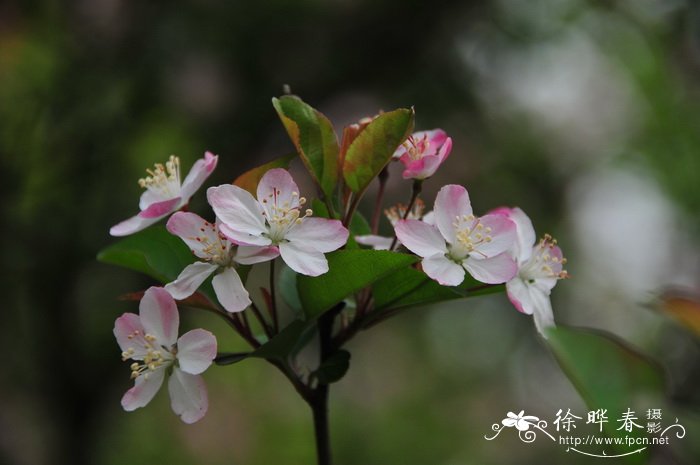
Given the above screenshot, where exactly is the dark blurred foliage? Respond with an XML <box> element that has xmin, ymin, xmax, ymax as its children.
<box><xmin>1</xmin><ymin>1</ymin><xmax>700</xmax><ymax>464</ymax></box>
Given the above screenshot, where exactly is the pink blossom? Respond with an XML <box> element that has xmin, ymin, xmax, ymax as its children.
<box><xmin>207</xmin><ymin>168</ymin><xmax>349</xmax><ymax>276</ymax></box>
<box><xmin>393</xmin><ymin>129</ymin><xmax>452</xmax><ymax>180</ymax></box>
<box><xmin>110</xmin><ymin>152</ymin><xmax>218</xmax><ymax>236</ymax></box>
<box><xmin>493</xmin><ymin>207</ymin><xmax>569</xmax><ymax>336</ymax></box>
<box><xmin>394</xmin><ymin>185</ymin><xmax>517</xmax><ymax>286</ymax></box>
<box><xmin>355</xmin><ymin>199</ymin><xmax>435</xmax><ymax>250</ymax></box>
<box><xmin>114</xmin><ymin>287</ymin><xmax>217</xmax><ymax>424</ymax></box>
<box><xmin>164</xmin><ymin>212</ymin><xmax>251</xmax><ymax>313</ymax></box>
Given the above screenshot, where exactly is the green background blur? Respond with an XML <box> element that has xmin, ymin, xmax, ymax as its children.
<box><xmin>1</xmin><ymin>1</ymin><xmax>700</xmax><ymax>464</ymax></box>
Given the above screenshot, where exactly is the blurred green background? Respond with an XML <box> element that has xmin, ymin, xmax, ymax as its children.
<box><xmin>1</xmin><ymin>0</ymin><xmax>700</xmax><ymax>464</ymax></box>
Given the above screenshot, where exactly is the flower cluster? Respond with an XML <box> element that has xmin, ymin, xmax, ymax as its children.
<box><xmin>106</xmin><ymin>100</ymin><xmax>567</xmax><ymax>425</ymax></box>
<box><xmin>112</xmin><ymin>156</ymin><xmax>349</xmax><ymax>422</ymax></box>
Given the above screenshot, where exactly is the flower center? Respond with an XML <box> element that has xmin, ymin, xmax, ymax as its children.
<box><xmin>521</xmin><ymin>234</ymin><xmax>569</xmax><ymax>281</ymax></box>
<box><xmin>402</xmin><ymin>134</ymin><xmax>430</xmax><ymax>160</ymax></box>
<box><xmin>261</xmin><ymin>189</ymin><xmax>312</xmax><ymax>243</ymax></box>
<box><xmin>138</xmin><ymin>155</ymin><xmax>181</xmax><ymax>198</ymax></box>
<box><xmin>448</xmin><ymin>214</ymin><xmax>492</xmax><ymax>260</ymax></box>
<box><xmin>193</xmin><ymin>221</ymin><xmax>234</xmax><ymax>266</ymax></box>
<box><xmin>121</xmin><ymin>330</ymin><xmax>175</xmax><ymax>380</ymax></box>
<box><xmin>384</xmin><ymin>199</ymin><xmax>425</xmax><ymax>226</ymax></box>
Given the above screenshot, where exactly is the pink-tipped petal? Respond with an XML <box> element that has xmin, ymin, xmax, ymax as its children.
<box><xmin>168</xmin><ymin>368</ymin><xmax>208</xmax><ymax>424</ymax></box>
<box><xmin>285</xmin><ymin>218</ymin><xmax>349</xmax><ymax>253</ymax></box>
<box><xmin>354</xmin><ymin>235</ymin><xmax>394</xmax><ymax>250</ymax></box>
<box><xmin>139</xmin><ymin>189</ymin><xmax>167</xmax><ymax>210</ymax></box>
<box><xmin>401</xmin><ymin>154</ymin><xmax>443</xmax><ymax>180</ymax></box>
<box><xmin>212</xmin><ymin>267</ymin><xmax>251</xmax><ymax>313</ymax></box>
<box><xmin>167</xmin><ymin>212</ymin><xmax>224</xmax><ymax>258</ymax></box>
<box><xmin>256</xmin><ymin>168</ymin><xmax>300</xmax><ymax>218</ymax></box>
<box><xmin>139</xmin><ymin>287</ymin><xmax>179</xmax><ymax>347</ymax></box>
<box><xmin>436</xmin><ymin>136</ymin><xmax>452</xmax><ymax>163</ymax></box>
<box><xmin>279</xmin><ymin>242</ymin><xmax>329</xmax><ymax>276</ymax></box>
<box><xmin>114</xmin><ymin>313</ymin><xmax>147</xmax><ymax>359</ymax></box>
<box><xmin>207</xmin><ymin>184</ymin><xmax>267</xmax><ymax>237</ymax></box>
<box><xmin>235</xmin><ymin>245</ymin><xmax>280</xmax><ymax>265</ymax></box>
<box><xmin>180</xmin><ymin>151</ymin><xmax>218</xmax><ymax>201</ymax></box>
<box><xmin>506</xmin><ymin>279</ymin><xmax>529</xmax><ymax>314</ymax></box>
<box><xmin>164</xmin><ymin>262</ymin><xmax>218</xmax><ymax>300</ymax></box>
<box><xmin>139</xmin><ymin>197</ymin><xmax>182</xmax><ymax>219</ymax></box>
<box><xmin>474</xmin><ymin>214</ymin><xmax>517</xmax><ymax>257</ymax></box>
<box><xmin>422</xmin><ymin>253</ymin><xmax>465</xmax><ymax>286</ymax></box>
<box><xmin>394</xmin><ymin>220</ymin><xmax>446</xmax><ymax>258</ymax></box>
<box><xmin>463</xmin><ymin>252</ymin><xmax>517</xmax><ymax>284</ymax></box>
<box><xmin>218</xmin><ymin>223</ymin><xmax>273</xmax><ymax>247</ymax></box>
<box><xmin>434</xmin><ymin>185</ymin><xmax>473</xmax><ymax>244</ymax></box>
<box><xmin>499</xmin><ymin>207</ymin><xmax>536</xmax><ymax>264</ymax></box>
<box><xmin>177</xmin><ymin>329</ymin><xmax>217</xmax><ymax>375</ymax></box>
<box><xmin>110</xmin><ymin>213</ymin><xmax>162</xmax><ymax>237</ymax></box>
<box><xmin>121</xmin><ymin>368</ymin><xmax>166</xmax><ymax>411</ymax></box>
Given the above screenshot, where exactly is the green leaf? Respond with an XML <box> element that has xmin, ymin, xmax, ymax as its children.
<box><xmin>97</xmin><ymin>226</ymin><xmax>195</xmax><ymax>283</ymax></box>
<box><xmin>312</xmin><ymin>350</ymin><xmax>351</xmax><ymax>384</ymax></box>
<box><xmin>546</xmin><ymin>326</ymin><xmax>665</xmax><ymax>464</ymax></box>
<box><xmin>233</xmin><ymin>153</ymin><xmax>296</xmax><ymax>195</ymax></box>
<box><xmin>342</xmin><ymin>108</ymin><xmax>414</xmax><ymax>193</ymax></box>
<box><xmin>373</xmin><ymin>267</ymin><xmax>503</xmax><ymax>311</ymax></box>
<box><xmin>249</xmin><ymin>320</ymin><xmax>309</xmax><ymax>361</ymax></box>
<box><xmin>272</xmin><ymin>96</ymin><xmax>339</xmax><ymax>198</ymax></box>
<box><xmin>297</xmin><ymin>250</ymin><xmax>418</xmax><ymax>318</ymax></box>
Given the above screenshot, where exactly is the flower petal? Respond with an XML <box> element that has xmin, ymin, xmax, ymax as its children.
<box><xmin>473</xmin><ymin>214</ymin><xmax>517</xmax><ymax>258</ymax></box>
<box><xmin>110</xmin><ymin>213</ymin><xmax>162</xmax><ymax>237</ymax></box>
<box><xmin>139</xmin><ymin>287</ymin><xmax>179</xmax><ymax>347</ymax></box>
<box><xmin>285</xmin><ymin>218</ymin><xmax>349</xmax><ymax>253</ymax></box>
<box><xmin>463</xmin><ymin>252</ymin><xmax>517</xmax><ymax>284</ymax></box>
<box><xmin>506</xmin><ymin>278</ymin><xmax>530</xmax><ymax>314</ymax></box>
<box><xmin>121</xmin><ymin>368</ymin><xmax>165</xmax><ymax>411</ymax></box>
<box><xmin>167</xmin><ymin>212</ymin><xmax>226</xmax><ymax>259</ymax></box>
<box><xmin>256</xmin><ymin>168</ymin><xmax>300</xmax><ymax>219</ymax></box>
<box><xmin>235</xmin><ymin>245</ymin><xmax>280</xmax><ymax>265</ymax></box>
<box><xmin>355</xmin><ymin>234</ymin><xmax>394</xmax><ymax>250</ymax></box>
<box><xmin>492</xmin><ymin>207</ymin><xmax>536</xmax><ymax>263</ymax></box>
<box><xmin>177</xmin><ymin>329</ymin><xmax>217</xmax><ymax>375</ymax></box>
<box><xmin>401</xmin><ymin>154</ymin><xmax>442</xmax><ymax>180</ymax></box>
<box><xmin>394</xmin><ymin>220</ymin><xmax>446</xmax><ymax>258</ymax></box>
<box><xmin>164</xmin><ymin>262</ymin><xmax>218</xmax><ymax>300</ymax></box>
<box><xmin>422</xmin><ymin>253</ymin><xmax>465</xmax><ymax>286</ymax></box>
<box><xmin>168</xmin><ymin>368</ymin><xmax>208</xmax><ymax>424</ymax></box>
<box><xmin>436</xmin><ymin>136</ymin><xmax>452</xmax><ymax>162</ymax></box>
<box><xmin>219</xmin><ymin>223</ymin><xmax>273</xmax><ymax>247</ymax></box>
<box><xmin>434</xmin><ymin>184</ymin><xmax>472</xmax><ymax>244</ymax></box>
<box><xmin>529</xmin><ymin>286</ymin><xmax>555</xmax><ymax>337</ymax></box>
<box><xmin>212</xmin><ymin>266</ymin><xmax>251</xmax><ymax>313</ymax></box>
<box><xmin>207</xmin><ymin>184</ymin><xmax>267</xmax><ymax>237</ymax></box>
<box><xmin>180</xmin><ymin>151</ymin><xmax>218</xmax><ymax>201</ymax></box>
<box><xmin>139</xmin><ymin>197</ymin><xmax>182</xmax><ymax>219</ymax></box>
<box><xmin>114</xmin><ymin>313</ymin><xmax>148</xmax><ymax>359</ymax></box>
<box><xmin>279</xmin><ymin>242</ymin><xmax>328</xmax><ymax>276</ymax></box>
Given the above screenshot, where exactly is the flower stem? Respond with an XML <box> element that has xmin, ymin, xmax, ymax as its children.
<box><xmin>310</xmin><ymin>385</ymin><xmax>331</xmax><ymax>465</ymax></box>
<box><xmin>371</xmin><ymin>167</ymin><xmax>389</xmax><ymax>234</ymax></box>
<box><xmin>389</xmin><ymin>179</ymin><xmax>422</xmax><ymax>250</ymax></box>
<box><xmin>269</xmin><ymin>259</ymin><xmax>279</xmax><ymax>333</ymax></box>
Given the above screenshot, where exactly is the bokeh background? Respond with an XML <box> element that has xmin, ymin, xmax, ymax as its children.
<box><xmin>1</xmin><ymin>0</ymin><xmax>700</xmax><ymax>464</ymax></box>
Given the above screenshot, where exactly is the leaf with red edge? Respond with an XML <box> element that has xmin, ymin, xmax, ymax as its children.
<box><xmin>233</xmin><ymin>153</ymin><xmax>296</xmax><ymax>195</ymax></box>
<box><xmin>272</xmin><ymin>96</ymin><xmax>339</xmax><ymax>198</ymax></box>
<box><xmin>343</xmin><ymin>108</ymin><xmax>414</xmax><ymax>193</ymax></box>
